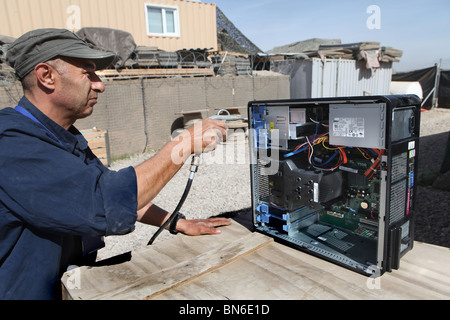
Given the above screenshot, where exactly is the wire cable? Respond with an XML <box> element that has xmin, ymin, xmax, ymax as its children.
<box><xmin>147</xmin><ymin>155</ymin><xmax>201</xmax><ymax>245</ymax></box>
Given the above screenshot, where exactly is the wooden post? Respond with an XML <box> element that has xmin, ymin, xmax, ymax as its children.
<box><xmin>432</xmin><ymin>60</ymin><xmax>441</xmax><ymax>109</ymax></box>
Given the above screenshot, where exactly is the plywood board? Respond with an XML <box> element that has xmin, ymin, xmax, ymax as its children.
<box><xmin>62</xmin><ymin>223</ymin><xmax>272</xmax><ymax>300</ymax></box>
<box><xmin>62</xmin><ymin>221</ymin><xmax>450</xmax><ymax>300</ymax></box>
<box><xmin>154</xmin><ymin>240</ymin><xmax>450</xmax><ymax>300</ymax></box>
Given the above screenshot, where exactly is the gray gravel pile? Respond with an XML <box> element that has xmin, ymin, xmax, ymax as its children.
<box><xmin>97</xmin><ymin>109</ymin><xmax>450</xmax><ymax>260</ymax></box>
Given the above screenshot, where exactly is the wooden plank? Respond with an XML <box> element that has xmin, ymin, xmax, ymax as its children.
<box><xmin>153</xmin><ymin>240</ymin><xmax>450</xmax><ymax>300</ymax></box>
<box><xmin>101</xmin><ymin>233</ymin><xmax>271</xmax><ymax>300</ymax></box>
<box><xmin>61</xmin><ymin>223</ymin><xmax>272</xmax><ymax>300</ymax></box>
<box><xmin>175</xmin><ymin>109</ymin><xmax>209</xmax><ymax>115</ymax></box>
<box><xmin>226</xmin><ymin>120</ymin><xmax>248</xmax><ymax>130</ymax></box>
<box><xmin>87</xmin><ymin>140</ymin><xmax>107</xmax><ymax>150</ymax></box>
<box><xmin>210</xmin><ymin>51</ymin><xmax>249</xmax><ymax>58</ymax></box>
<box><xmin>81</xmin><ymin>132</ymin><xmax>105</xmax><ymax>140</ymax></box>
<box><xmin>62</xmin><ymin>219</ymin><xmax>450</xmax><ymax>300</ymax></box>
<box><xmin>97</xmin><ymin>68</ymin><xmax>214</xmax><ymax>78</ymax></box>
<box><xmin>81</xmin><ymin>130</ymin><xmax>110</xmax><ymax>167</ymax></box>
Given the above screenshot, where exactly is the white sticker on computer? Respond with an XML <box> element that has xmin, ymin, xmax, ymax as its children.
<box><xmin>333</xmin><ymin>117</ymin><xmax>365</xmax><ymax>138</ymax></box>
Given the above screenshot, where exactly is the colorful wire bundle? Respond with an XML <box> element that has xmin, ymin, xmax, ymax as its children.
<box><xmin>284</xmin><ymin>120</ymin><xmax>383</xmax><ymax>176</ymax></box>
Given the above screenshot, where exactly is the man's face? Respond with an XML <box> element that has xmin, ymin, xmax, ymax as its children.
<box><xmin>52</xmin><ymin>57</ymin><xmax>105</xmax><ymax>121</ymax></box>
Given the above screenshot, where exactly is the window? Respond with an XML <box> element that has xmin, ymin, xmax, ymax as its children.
<box><xmin>145</xmin><ymin>4</ymin><xmax>180</xmax><ymax>37</ymax></box>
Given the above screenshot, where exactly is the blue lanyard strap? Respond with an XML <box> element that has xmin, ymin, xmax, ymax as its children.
<box><xmin>15</xmin><ymin>106</ymin><xmax>64</xmax><ymax>147</ymax></box>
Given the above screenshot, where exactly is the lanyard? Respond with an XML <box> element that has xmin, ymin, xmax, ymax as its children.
<box><xmin>15</xmin><ymin>106</ymin><xmax>64</xmax><ymax>147</ymax></box>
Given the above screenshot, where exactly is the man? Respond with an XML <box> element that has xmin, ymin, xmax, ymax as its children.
<box><xmin>0</xmin><ymin>29</ymin><xmax>230</xmax><ymax>300</ymax></box>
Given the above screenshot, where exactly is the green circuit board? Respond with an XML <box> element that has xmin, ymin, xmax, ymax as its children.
<box><xmin>319</xmin><ymin>157</ymin><xmax>380</xmax><ymax>239</ymax></box>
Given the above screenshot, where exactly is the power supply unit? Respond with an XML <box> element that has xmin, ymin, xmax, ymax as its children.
<box><xmin>248</xmin><ymin>95</ymin><xmax>421</xmax><ymax>276</ymax></box>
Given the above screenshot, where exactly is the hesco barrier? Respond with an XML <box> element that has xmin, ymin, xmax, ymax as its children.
<box><xmin>0</xmin><ymin>75</ymin><xmax>289</xmax><ymax>160</ymax></box>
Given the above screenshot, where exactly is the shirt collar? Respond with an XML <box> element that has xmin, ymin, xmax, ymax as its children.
<box><xmin>17</xmin><ymin>96</ymin><xmax>88</xmax><ymax>152</ymax></box>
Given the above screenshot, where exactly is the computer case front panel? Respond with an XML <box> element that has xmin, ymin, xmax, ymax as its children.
<box><xmin>248</xmin><ymin>95</ymin><xmax>421</xmax><ymax>276</ymax></box>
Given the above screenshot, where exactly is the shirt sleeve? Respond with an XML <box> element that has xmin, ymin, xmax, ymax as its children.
<box><xmin>0</xmin><ymin>127</ymin><xmax>138</xmax><ymax>237</ymax></box>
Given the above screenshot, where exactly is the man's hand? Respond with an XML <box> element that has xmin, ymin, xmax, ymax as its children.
<box><xmin>176</xmin><ymin>217</ymin><xmax>232</xmax><ymax>236</ymax></box>
<box><xmin>138</xmin><ymin>203</ymin><xmax>232</xmax><ymax>236</ymax></box>
<box><xmin>178</xmin><ymin>118</ymin><xmax>228</xmax><ymax>155</ymax></box>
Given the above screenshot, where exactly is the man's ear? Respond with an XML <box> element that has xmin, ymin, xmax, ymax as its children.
<box><xmin>34</xmin><ymin>63</ymin><xmax>56</xmax><ymax>91</ymax></box>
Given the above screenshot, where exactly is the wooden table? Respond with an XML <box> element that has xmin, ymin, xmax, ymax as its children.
<box><xmin>62</xmin><ymin>216</ymin><xmax>450</xmax><ymax>300</ymax></box>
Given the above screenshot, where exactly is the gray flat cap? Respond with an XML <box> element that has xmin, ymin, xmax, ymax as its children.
<box><xmin>6</xmin><ymin>28</ymin><xmax>116</xmax><ymax>79</ymax></box>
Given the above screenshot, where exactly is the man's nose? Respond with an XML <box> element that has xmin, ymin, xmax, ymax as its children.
<box><xmin>91</xmin><ymin>73</ymin><xmax>105</xmax><ymax>93</ymax></box>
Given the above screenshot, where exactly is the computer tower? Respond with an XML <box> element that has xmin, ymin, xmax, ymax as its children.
<box><xmin>248</xmin><ymin>95</ymin><xmax>421</xmax><ymax>276</ymax></box>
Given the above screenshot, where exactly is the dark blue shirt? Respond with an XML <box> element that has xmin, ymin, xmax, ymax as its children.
<box><xmin>0</xmin><ymin>97</ymin><xmax>138</xmax><ymax>300</ymax></box>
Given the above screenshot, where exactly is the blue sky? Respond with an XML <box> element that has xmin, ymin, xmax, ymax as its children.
<box><xmin>206</xmin><ymin>0</ymin><xmax>450</xmax><ymax>72</ymax></box>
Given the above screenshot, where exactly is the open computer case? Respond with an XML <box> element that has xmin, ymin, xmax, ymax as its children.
<box><xmin>248</xmin><ymin>95</ymin><xmax>421</xmax><ymax>276</ymax></box>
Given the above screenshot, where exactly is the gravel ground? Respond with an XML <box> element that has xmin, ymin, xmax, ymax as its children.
<box><xmin>97</xmin><ymin>134</ymin><xmax>252</xmax><ymax>260</ymax></box>
<box><xmin>97</xmin><ymin>108</ymin><xmax>450</xmax><ymax>260</ymax></box>
<box><xmin>414</xmin><ymin>108</ymin><xmax>450</xmax><ymax>248</ymax></box>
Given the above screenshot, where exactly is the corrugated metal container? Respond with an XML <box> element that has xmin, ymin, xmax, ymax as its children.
<box><xmin>0</xmin><ymin>0</ymin><xmax>217</xmax><ymax>52</ymax></box>
<box><xmin>272</xmin><ymin>58</ymin><xmax>393</xmax><ymax>99</ymax></box>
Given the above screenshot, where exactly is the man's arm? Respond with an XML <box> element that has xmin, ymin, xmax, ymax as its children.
<box><xmin>137</xmin><ymin>202</ymin><xmax>231</xmax><ymax>236</ymax></box>
<box><xmin>134</xmin><ymin>119</ymin><xmax>228</xmax><ymax>211</ymax></box>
